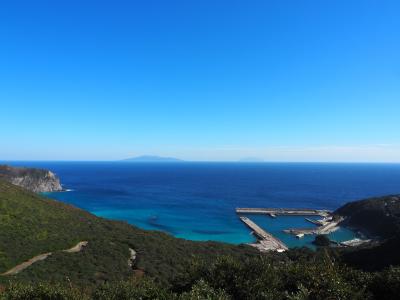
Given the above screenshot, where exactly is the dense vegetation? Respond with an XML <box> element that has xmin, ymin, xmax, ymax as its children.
<box><xmin>1</xmin><ymin>179</ymin><xmax>400</xmax><ymax>299</ymax></box>
<box><xmin>335</xmin><ymin>194</ymin><xmax>400</xmax><ymax>238</ymax></box>
<box><xmin>312</xmin><ymin>235</ymin><xmax>330</xmax><ymax>247</ymax></box>
<box><xmin>334</xmin><ymin>194</ymin><xmax>400</xmax><ymax>271</ymax></box>
<box><xmin>0</xmin><ymin>165</ymin><xmax>49</xmax><ymax>179</ymax></box>
<box><xmin>0</xmin><ymin>180</ymin><xmax>256</xmax><ymax>287</ymax></box>
<box><xmin>0</xmin><ymin>165</ymin><xmax>55</xmax><ymax>184</ymax></box>
<box><xmin>2</xmin><ymin>254</ymin><xmax>400</xmax><ymax>299</ymax></box>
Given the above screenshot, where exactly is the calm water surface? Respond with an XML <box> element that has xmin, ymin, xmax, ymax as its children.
<box><xmin>6</xmin><ymin>162</ymin><xmax>400</xmax><ymax>247</ymax></box>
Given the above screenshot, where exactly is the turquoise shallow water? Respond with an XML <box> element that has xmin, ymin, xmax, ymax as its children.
<box><xmin>7</xmin><ymin>162</ymin><xmax>400</xmax><ymax>248</ymax></box>
<box><xmin>242</xmin><ymin>214</ymin><xmax>358</xmax><ymax>248</ymax></box>
<box><xmin>93</xmin><ymin>207</ymin><xmax>256</xmax><ymax>243</ymax></box>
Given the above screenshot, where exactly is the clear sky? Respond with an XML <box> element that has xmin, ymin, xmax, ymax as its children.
<box><xmin>1</xmin><ymin>0</ymin><xmax>399</xmax><ymax>162</ymax></box>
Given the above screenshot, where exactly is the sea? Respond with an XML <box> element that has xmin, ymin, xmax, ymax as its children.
<box><xmin>5</xmin><ymin>162</ymin><xmax>400</xmax><ymax>248</ymax></box>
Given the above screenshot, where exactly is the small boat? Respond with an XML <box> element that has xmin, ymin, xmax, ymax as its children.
<box><xmin>296</xmin><ymin>233</ymin><xmax>304</xmax><ymax>239</ymax></box>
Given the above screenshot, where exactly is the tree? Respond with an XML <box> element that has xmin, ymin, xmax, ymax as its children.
<box><xmin>313</xmin><ymin>235</ymin><xmax>331</xmax><ymax>247</ymax></box>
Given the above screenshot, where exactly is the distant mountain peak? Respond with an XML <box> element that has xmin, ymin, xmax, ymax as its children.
<box><xmin>122</xmin><ymin>155</ymin><xmax>184</xmax><ymax>162</ymax></box>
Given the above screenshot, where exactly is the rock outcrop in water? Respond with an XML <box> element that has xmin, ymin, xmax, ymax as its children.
<box><xmin>0</xmin><ymin>165</ymin><xmax>62</xmax><ymax>193</ymax></box>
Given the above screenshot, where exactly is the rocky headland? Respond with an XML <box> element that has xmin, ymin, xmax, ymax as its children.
<box><xmin>335</xmin><ymin>194</ymin><xmax>400</xmax><ymax>238</ymax></box>
<box><xmin>0</xmin><ymin>165</ymin><xmax>63</xmax><ymax>193</ymax></box>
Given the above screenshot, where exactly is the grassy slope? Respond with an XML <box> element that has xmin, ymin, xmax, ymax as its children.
<box><xmin>0</xmin><ymin>181</ymin><xmax>257</xmax><ymax>286</ymax></box>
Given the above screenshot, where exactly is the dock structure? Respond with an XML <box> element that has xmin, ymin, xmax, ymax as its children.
<box><xmin>239</xmin><ymin>216</ymin><xmax>288</xmax><ymax>252</ymax></box>
<box><xmin>284</xmin><ymin>216</ymin><xmax>344</xmax><ymax>236</ymax></box>
<box><xmin>236</xmin><ymin>208</ymin><xmax>331</xmax><ymax>217</ymax></box>
<box><xmin>283</xmin><ymin>228</ymin><xmax>316</xmax><ymax>235</ymax></box>
<box><xmin>305</xmin><ymin>218</ymin><xmax>326</xmax><ymax>226</ymax></box>
<box><xmin>340</xmin><ymin>238</ymin><xmax>371</xmax><ymax>247</ymax></box>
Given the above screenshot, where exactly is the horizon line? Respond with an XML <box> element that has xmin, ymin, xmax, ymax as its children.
<box><xmin>2</xmin><ymin>160</ymin><xmax>400</xmax><ymax>164</ymax></box>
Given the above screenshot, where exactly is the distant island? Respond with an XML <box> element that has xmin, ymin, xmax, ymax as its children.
<box><xmin>122</xmin><ymin>155</ymin><xmax>184</xmax><ymax>162</ymax></box>
<box><xmin>238</xmin><ymin>157</ymin><xmax>265</xmax><ymax>162</ymax></box>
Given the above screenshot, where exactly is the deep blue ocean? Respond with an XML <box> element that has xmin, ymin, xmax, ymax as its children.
<box><xmin>5</xmin><ymin>162</ymin><xmax>400</xmax><ymax>248</ymax></box>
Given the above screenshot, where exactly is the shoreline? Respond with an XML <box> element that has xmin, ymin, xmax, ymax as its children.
<box><xmin>44</xmin><ymin>191</ymin><xmax>362</xmax><ymax>249</ymax></box>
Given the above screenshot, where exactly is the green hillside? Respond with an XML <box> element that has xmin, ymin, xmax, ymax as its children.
<box><xmin>2</xmin><ymin>180</ymin><xmax>400</xmax><ymax>299</ymax></box>
<box><xmin>0</xmin><ymin>180</ymin><xmax>257</xmax><ymax>286</ymax></box>
<box><xmin>334</xmin><ymin>194</ymin><xmax>400</xmax><ymax>271</ymax></box>
<box><xmin>335</xmin><ymin>195</ymin><xmax>400</xmax><ymax>238</ymax></box>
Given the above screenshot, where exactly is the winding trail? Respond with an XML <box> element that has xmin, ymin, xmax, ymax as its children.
<box><xmin>128</xmin><ymin>248</ymin><xmax>137</xmax><ymax>267</ymax></box>
<box><xmin>1</xmin><ymin>241</ymin><xmax>88</xmax><ymax>276</ymax></box>
<box><xmin>63</xmin><ymin>241</ymin><xmax>88</xmax><ymax>253</ymax></box>
<box><xmin>1</xmin><ymin>253</ymin><xmax>53</xmax><ymax>276</ymax></box>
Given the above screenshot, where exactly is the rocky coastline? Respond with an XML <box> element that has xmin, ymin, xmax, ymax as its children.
<box><xmin>0</xmin><ymin>165</ymin><xmax>63</xmax><ymax>193</ymax></box>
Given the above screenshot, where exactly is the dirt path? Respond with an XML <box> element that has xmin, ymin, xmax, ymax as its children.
<box><xmin>1</xmin><ymin>253</ymin><xmax>52</xmax><ymax>276</ymax></box>
<box><xmin>128</xmin><ymin>248</ymin><xmax>136</xmax><ymax>267</ymax></box>
<box><xmin>63</xmin><ymin>241</ymin><xmax>88</xmax><ymax>253</ymax></box>
<box><xmin>1</xmin><ymin>241</ymin><xmax>88</xmax><ymax>276</ymax></box>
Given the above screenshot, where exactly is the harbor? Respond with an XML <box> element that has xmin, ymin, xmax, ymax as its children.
<box><xmin>236</xmin><ymin>207</ymin><xmax>358</xmax><ymax>252</ymax></box>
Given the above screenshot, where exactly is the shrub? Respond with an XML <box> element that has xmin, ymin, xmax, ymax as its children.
<box><xmin>0</xmin><ymin>282</ymin><xmax>87</xmax><ymax>300</ymax></box>
<box><xmin>312</xmin><ymin>235</ymin><xmax>331</xmax><ymax>247</ymax></box>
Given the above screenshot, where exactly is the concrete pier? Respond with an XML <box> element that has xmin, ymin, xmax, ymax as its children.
<box><xmin>236</xmin><ymin>208</ymin><xmax>331</xmax><ymax>217</ymax></box>
<box><xmin>284</xmin><ymin>216</ymin><xmax>344</xmax><ymax>236</ymax></box>
<box><xmin>340</xmin><ymin>238</ymin><xmax>371</xmax><ymax>247</ymax></box>
<box><xmin>239</xmin><ymin>216</ymin><xmax>288</xmax><ymax>252</ymax></box>
<box><xmin>283</xmin><ymin>228</ymin><xmax>316</xmax><ymax>235</ymax></box>
<box><xmin>305</xmin><ymin>218</ymin><xmax>325</xmax><ymax>226</ymax></box>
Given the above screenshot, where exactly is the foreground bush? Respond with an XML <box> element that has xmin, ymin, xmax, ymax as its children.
<box><xmin>2</xmin><ymin>256</ymin><xmax>400</xmax><ymax>299</ymax></box>
<box><xmin>0</xmin><ymin>278</ymin><xmax>229</xmax><ymax>300</ymax></box>
<box><xmin>92</xmin><ymin>279</ymin><xmax>171</xmax><ymax>300</ymax></box>
<box><xmin>0</xmin><ymin>282</ymin><xmax>88</xmax><ymax>300</ymax></box>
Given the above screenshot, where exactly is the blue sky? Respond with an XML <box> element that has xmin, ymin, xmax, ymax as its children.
<box><xmin>1</xmin><ymin>0</ymin><xmax>399</xmax><ymax>161</ymax></box>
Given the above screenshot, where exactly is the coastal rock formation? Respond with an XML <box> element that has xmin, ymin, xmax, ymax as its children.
<box><xmin>335</xmin><ymin>195</ymin><xmax>400</xmax><ymax>238</ymax></box>
<box><xmin>0</xmin><ymin>165</ymin><xmax>62</xmax><ymax>193</ymax></box>
<box><xmin>335</xmin><ymin>195</ymin><xmax>400</xmax><ymax>271</ymax></box>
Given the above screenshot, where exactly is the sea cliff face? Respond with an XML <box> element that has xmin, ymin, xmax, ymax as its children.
<box><xmin>0</xmin><ymin>165</ymin><xmax>62</xmax><ymax>193</ymax></box>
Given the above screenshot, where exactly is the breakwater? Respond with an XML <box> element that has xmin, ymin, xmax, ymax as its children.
<box><xmin>236</xmin><ymin>208</ymin><xmax>331</xmax><ymax>217</ymax></box>
<box><xmin>239</xmin><ymin>216</ymin><xmax>288</xmax><ymax>252</ymax></box>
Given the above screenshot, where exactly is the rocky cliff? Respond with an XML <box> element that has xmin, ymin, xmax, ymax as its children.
<box><xmin>335</xmin><ymin>195</ymin><xmax>400</xmax><ymax>271</ymax></box>
<box><xmin>0</xmin><ymin>165</ymin><xmax>62</xmax><ymax>193</ymax></box>
<box><xmin>335</xmin><ymin>195</ymin><xmax>400</xmax><ymax>238</ymax></box>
